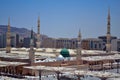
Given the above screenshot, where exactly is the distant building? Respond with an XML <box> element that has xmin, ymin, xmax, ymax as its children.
<box><xmin>0</xmin><ymin>33</ymin><xmax>19</xmax><ymax>48</ymax></box>
<box><xmin>23</xmin><ymin>36</ymin><xmax>36</xmax><ymax>48</ymax></box>
<box><xmin>0</xmin><ymin>35</ymin><xmax>1</xmax><ymax>48</ymax></box>
<box><xmin>81</xmin><ymin>39</ymin><xmax>89</xmax><ymax>50</ymax></box>
<box><xmin>38</xmin><ymin>35</ymin><xmax>48</xmax><ymax>48</ymax></box>
<box><xmin>0</xmin><ymin>34</ymin><xmax>6</xmax><ymax>48</ymax></box>
<box><xmin>98</xmin><ymin>36</ymin><xmax>117</xmax><ymax>51</ymax></box>
<box><xmin>18</xmin><ymin>39</ymin><xmax>23</xmax><ymax>47</ymax></box>
<box><xmin>56</xmin><ymin>38</ymin><xmax>77</xmax><ymax>49</ymax></box>
<box><xmin>42</xmin><ymin>37</ymin><xmax>55</xmax><ymax>48</ymax></box>
<box><xmin>11</xmin><ymin>33</ymin><xmax>19</xmax><ymax>47</ymax></box>
<box><xmin>82</xmin><ymin>38</ymin><xmax>104</xmax><ymax>50</ymax></box>
<box><xmin>111</xmin><ymin>39</ymin><xmax>120</xmax><ymax>52</ymax></box>
<box><xmin>40</xmin><ymin>36</ymin><xmax>78</xmax><ymax>49</ymax></box>
<box><xmin>23</xmin><ymin>37</ymin><xmax>31</xmax><ymax>48</ymax></box>
<box><xmin>98</xmin><ymin>36</ymin><xmax>117</xmax><ymax>43</ymax></box>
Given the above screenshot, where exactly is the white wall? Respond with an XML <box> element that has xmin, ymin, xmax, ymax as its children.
<box><xmin>111</xmin><ymin>39</ymin><xmax>117</xmax><ymax>51</ymax></box>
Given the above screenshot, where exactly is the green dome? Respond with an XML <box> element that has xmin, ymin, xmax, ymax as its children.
<box><xmin>60</xmin><ymin>48</ymin><xmax>70</xmax><ymax>57</ymax></box>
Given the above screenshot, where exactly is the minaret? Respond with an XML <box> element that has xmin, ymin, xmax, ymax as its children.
<box><xmin>6</xmin><ymin>17</ymin><xmax>11</xmax><ymax>53</ymax></box>
<box><xmin>36</xmin><ymin>16</ymin><xmax>41</xmax><ymax>48</ymax></box>
<box><xmin>77</xmin><ymin>29</ymin><xmax>82</xmax><ymax>60</ymax></box>
<box><xmin>29</xmin><ymin>28</ymin><xmax>35</xmax><ymax>65</ymax></box>
<box><xmin>106</xmin><ymin>8</ymin><xmax>111</xmax><ymax>53</ymax></box>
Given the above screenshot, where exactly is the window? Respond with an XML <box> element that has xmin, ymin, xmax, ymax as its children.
<box><xmin>95</xmin><ymin>44</ymin><xmax>97</xmax><ymax>49</ymax></box>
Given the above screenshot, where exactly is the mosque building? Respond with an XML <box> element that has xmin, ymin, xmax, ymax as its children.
<box><xmin>0</xmin><ymin>9</ymin><xmax>120</xmax><ymax>80</ymax></box>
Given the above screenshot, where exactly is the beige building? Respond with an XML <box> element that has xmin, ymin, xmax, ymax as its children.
<box><xmin>55</xmin><ymin>38</ymin><xmax>77</xmax><ymax>49</ymax></box>
<box><xmin>82</xmin><ymin>39</ymin><xmax>90</xmax><ymax>50</ymax></box>
<box><xmin>111</xmin><ymin>39</ymin><xmax>120</xmax><ymax>51</ymax></box>
<box><xmin>82</xmin><ymin>38</ymin><xmax>104</xmax><ymax>50</ymax></box>
<box><xmin>41</xmin><ymin>37</ymin><xmax>78</xmax><ymax>49</ymax></box>
<box><xmin>42</xmin><ymin>37</ymin><xmax>56</xmax><ymax>48</ymax></box>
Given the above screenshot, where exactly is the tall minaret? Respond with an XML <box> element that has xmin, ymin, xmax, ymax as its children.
<box><xmin>29</xmin><ymin>28</ymin><xmax>35</xmax><ymax>65</ymax></box>
<box><xmin>106</xmin><ymin>8</ymin><xmax>111</xmax><ymax>53</ymax></box>
<box><xmin>77</xmin><ymin>29</ymin><xmax>82</xmax><ymax>60</ymax></box>
<box><xmin>6</xmin><ymin>17</ymin><xmax>11</xmax><ymax>53</ymax></box>
<box><xmin>36</xmin><ymin>16</ymin><xmax>41</xmax><ymax>48</ymax></box>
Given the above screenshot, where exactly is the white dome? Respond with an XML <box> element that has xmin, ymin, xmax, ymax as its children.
<box><xmin>56</xmin><ymin>55</ymin><xmax>64</xmax><ymax>61</ymax></box>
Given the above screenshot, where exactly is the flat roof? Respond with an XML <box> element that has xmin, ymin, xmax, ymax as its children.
<box><xmin>24</xmin><ymin>66</ymin><xmax>75</xmax><ymax>72</ymax></box>
<box><xmin>0</xmin><ymin>64</ymin><xmax>8</xmax><ymax>67</ymax></box>
<box><xmin>63</xmin><ymin>70</ymin><xmax>120</xmax><ymax>78</ymax></box>
<box><xmin>24</xmin><ymin>65</ymin><xmax>120</xmax><ymax>78</ymax></box>
<box><xmin>82</xmin><ymin>54</ymin><xmax>120</xmax><ymax>61</ymax></box>
<box><xmin>0</xmin><ymin>61</ymin><xmax>27</xmax><ymax>66</ymax></box>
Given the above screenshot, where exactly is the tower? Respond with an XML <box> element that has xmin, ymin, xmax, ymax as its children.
<box><xmin>6</xmin><ymin>17</ymin><xmax>11</xmax><ymax>53</ymax></box>
<box><xmin>77</xmin><ymin>29</ymin><xmax>82</xmax><ymax>60</ymax></box>
<box><xmin>29</xmin><ymin>28</ymin><xmax>35</xmax><ymax>65</ymax></box>
<box><xmin>106</xmin><ymin>8</ymin><xmax>111</xmax><ymax>53</ymax></box>
<box><xmin>36</xmin><ymin>16</ymin><xmax>41</xmax><ymax>48</ymax></box>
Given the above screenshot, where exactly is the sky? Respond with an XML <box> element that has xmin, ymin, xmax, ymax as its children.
<box><xmin>0</xmin><ymin>0</ymin><xmax>120</xmax><ymax>39</ymax></box>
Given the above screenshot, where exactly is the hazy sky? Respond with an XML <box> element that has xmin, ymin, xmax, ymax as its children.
<box><xmin>0</xmin><ymin>0</ymin><xmax>120</xmax><ymax>39</ymax></box>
